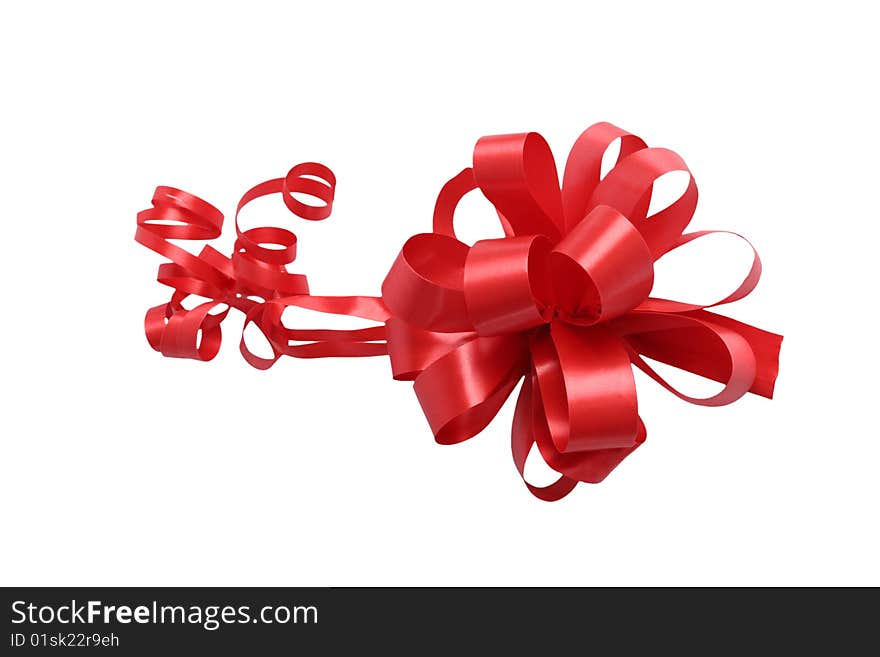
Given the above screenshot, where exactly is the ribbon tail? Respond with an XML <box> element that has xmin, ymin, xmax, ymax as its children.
<box><xmin>240</xmin><ymin>295</ymin><xmax>390</xmax><ymax>367</ymax></box>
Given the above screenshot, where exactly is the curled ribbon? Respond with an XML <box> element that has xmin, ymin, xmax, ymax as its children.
<box><xmin>135</xmin><ymin>162</ymin><xmax>389</xmax><ymax>368</ymax></box>
<box><xmin>137</xmin><ymin>123</ymin><xmax>782</xmax><ymax>501</ymax></box>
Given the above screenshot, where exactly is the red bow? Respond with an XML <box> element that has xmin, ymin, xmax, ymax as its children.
<box><xmin>136</xmin><ymin>123</ymin><xmax>781</xmax><ymax>501</ymax></box>
<box><xmin>381</xmin><ymin>123</ymin><xmax>781</xmax><ymax>499</ymax></box>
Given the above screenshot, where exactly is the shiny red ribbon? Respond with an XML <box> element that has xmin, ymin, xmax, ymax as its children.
<box><xmin>137</xmin><ymin>123</ymin><xmax>782</xmax><ymax>500</ymax></box>
<box><xmin>135</xmin><ymin>163</ymin><xmax>389</xmax><ymax>367</ymax></box>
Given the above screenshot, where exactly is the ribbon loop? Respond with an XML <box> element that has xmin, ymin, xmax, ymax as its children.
<box><xmin>513</xmin><ymin>374</ymin><xmax>646</xmax><ymax>495</ymax></box>
<box><xmin>381</xmin><ymin>233</ymin><xmax>471</xmax><ymax>332</ymax></box>
<box><xmin>511</xmin><ymin>377</ymin><xmax>579</xmax><ymax>501</ymax></box>
<box><xmin>612</xmin><ymin>311</ymin><xmax>761</xmax><ymax>406</ymax></box>
<box><xmin>561</xmin><ymin>122</ymin><xmax>648</xmax><ymax>233</ymax></box>
<box><xmin>473</xmin><ymin>132</ymin><xmax>564</xmax><ymax>241</ymax></box>
<box><xmin>550</xmin><ymin>204</ymin><xmax>654</xmax><ymax>324</ymax></box>
<box><xmin>138</xmin><ymin>186</ymin><xmax>224</xmax><ymax>239</ymax></box>
<box><xmin>150</xmin><ymin>299</ymin><xmax>227</xmax><ymax>362</ymax></box>
<box><xmin>464</xmin><ymin>235</ymin><xmax>552</xmax><ymax>336</ymax></box>
<box><xmin>532</xmin><ymin>323</ymin><xmax>640</xmax><ymax>453</ymax></box>
<box><xmin>282</xmin><ymin>162</ymin><xmax>336</xmax><ymax>221</ymax></box>
<box><xmin>638</xmin><ymin>230</ymin><xmax>763</xmax><ymax>314</ymax></box>
<box><xmin>414</xmin><ymin>334</ymin><xmax>527</xmax><ymax>445</ymax></box>
<box><xmin>613</xmin><ymin>309</ymin><xmax>781</xmax><ymax>401</ymax></box>
<box><xmin>589</xmin><ymin>147</ymin><xmax>698</xmax><ymax>258</ymax></box>
<box><xmin>433</xmin><ymin>168</ymin><xmax>477</xmax><ymax>238</ymax></box>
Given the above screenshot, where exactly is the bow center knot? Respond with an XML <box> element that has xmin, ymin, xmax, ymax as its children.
<box><xmin>464</xmin><ymin>205</ymin><xmax>655</xmax><ymax>336</ymax></box>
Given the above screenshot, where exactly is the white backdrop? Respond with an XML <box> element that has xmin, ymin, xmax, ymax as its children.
<box><xmin>1</xmin><ymin>1</ymin><xmax>877</xmax><ymax>586</ymax></box>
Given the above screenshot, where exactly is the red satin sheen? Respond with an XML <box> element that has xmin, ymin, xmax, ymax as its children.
<box><xmin>378</xmin><ymin>122</ymin><xmax>781</xmax><ymax>500</ymax></box>
<box><xmin>533</xmin><ymin>323</ymin><xmax>639</xmax><ymax>453</ymax></box>
<box><xmin>137</xmin><ymin>123</ymin><xmax>782</xmax><ymax>501</ymax></box>
<box><xmin>550</xmin><ymin>204</ymin><xmax>654</xmax><ymax>324</ymax></box>
<box><xmin>464</xmin><ymin>235</ymin><xmax>552</xmax><ymax>336</ymax></box>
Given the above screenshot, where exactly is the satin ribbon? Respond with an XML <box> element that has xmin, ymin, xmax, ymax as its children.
<box><xmin>135</xmin><ymin>163</ymin><xmax>389</xmax><ymax>369</ymax></box>
<box><xmin>137</xmin><ymin>123</ymin><xmax>782</xmax><ymax>501</ymax></box>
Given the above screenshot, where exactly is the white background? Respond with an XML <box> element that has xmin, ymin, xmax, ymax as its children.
<box><xmin>1</xmin><ymin>1</ymin><xmax>877</xmax><ymax>586</ymax></box>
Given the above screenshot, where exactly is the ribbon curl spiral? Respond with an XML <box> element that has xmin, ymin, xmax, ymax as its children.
<box><xmin>137</xmin><ymin>123</ymin><xmax>782</xmax><ymax>500</ymax></box>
